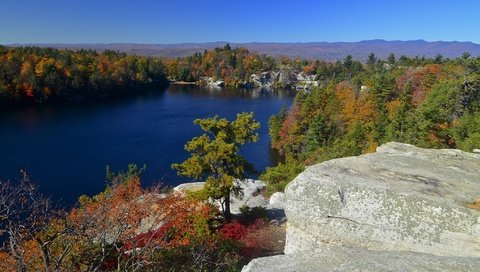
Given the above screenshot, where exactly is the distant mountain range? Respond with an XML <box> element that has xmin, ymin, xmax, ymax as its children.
<box><xmin>6</xmin><ymin>40</ymin><xmax>480</xmax><ymax>61</ymax></box>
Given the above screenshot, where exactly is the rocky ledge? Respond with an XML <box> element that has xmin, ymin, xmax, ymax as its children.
<box><xmin>243</xmin><ymin>142</ymin><xmax>480</xmax><ymax>271</ymax></box>
<box><xmin>243</xmin><ymin>244</ymin><xmax>480</xmax><ymax>272</ymax></box>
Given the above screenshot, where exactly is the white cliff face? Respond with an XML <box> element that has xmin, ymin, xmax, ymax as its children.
<box><xmin>248</xmin><ymin>70</ymin><xmax>319</xmax><ymax>89</ymax></box>
<box><xmin>243</xmin><ymin>142</ymin><xmax>480</xmax><ymax>271</ymax></box>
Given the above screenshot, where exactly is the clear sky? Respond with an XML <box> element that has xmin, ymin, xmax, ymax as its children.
<box><xmin>1</xmin><ymin>0</ymin><xmax>478</xmax><ymax>44</ymax></box>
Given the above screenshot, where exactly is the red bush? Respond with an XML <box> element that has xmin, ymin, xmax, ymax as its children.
<box><xmin>219</xmin><ymin>221</ymin><xmax>247</xmax><ymax>240</ymax></box>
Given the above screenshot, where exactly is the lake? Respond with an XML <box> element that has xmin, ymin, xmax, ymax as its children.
<box><xmin>0</xmin><ymin>85</ymin><xmax>294</xmax><ymax>206</ymax></box>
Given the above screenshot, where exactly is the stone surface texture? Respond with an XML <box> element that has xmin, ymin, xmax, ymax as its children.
<box><xmin>268</xmin><ymin>192</ymin><xmax>286</xmax><ymax>209</ymax></box>
<box><xmin>285</xmin><ymin>142</ymin><xmax>480</xmax><ymax>256</ymax></box>
<box><xmin>242</xmin><ymin>244</ymin><xmax>480</xmax><ymax>272</ymax></box>
<box><xmin>243</xmin><ymin>142</ymin><xmax>480</xmax><ymax>271</ymax></box>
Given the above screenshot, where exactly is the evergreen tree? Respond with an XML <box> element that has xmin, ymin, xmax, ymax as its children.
<box><xmin>172</xmin><ymin>112</ymin><xmax>260</xmax><ymax>221</ymax></box>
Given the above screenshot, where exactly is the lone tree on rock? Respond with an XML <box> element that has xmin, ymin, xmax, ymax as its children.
<box><xmin>172</xmin><ymin>112</ymin><xmax>260</xmax><ymax>221</ymax></box>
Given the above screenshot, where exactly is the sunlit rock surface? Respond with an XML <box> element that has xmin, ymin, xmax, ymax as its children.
<box><xmin>244</xmin><ymin>142</ymin><xmax>480</xmax><ymax>271</ymax></box>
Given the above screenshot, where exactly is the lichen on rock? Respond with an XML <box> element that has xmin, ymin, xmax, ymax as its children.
<box><xmin>243</xmin><ymin>142</ymin><xmax>480</xmax><ymax>271</ymax></box>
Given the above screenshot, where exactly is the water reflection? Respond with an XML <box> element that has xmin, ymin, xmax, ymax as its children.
<box><xmin>167</xmin><ymin>85</ymin><xmax>295</xmax><ymax>99</ymax></box>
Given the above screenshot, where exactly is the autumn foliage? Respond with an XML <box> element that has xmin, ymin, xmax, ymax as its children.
<box><xmin>0</xmin><ymin>166</ymin><xmax>278</xmax><ymax>271</ymax></box>
<box><xmin>0</xmin><ymin>46</ymin><xmax>168</xmax><ymax>106</ymax></box>
<box><xmin>265</xmin><ymin>53</ymin><xmax>480</xmax><ymax>192</ymax></box>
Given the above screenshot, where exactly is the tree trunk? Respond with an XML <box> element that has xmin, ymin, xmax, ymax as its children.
<box><xmin>224</xmin><ymin>190</ymin><xmax>231</xmax><ymax>222</ymax></box>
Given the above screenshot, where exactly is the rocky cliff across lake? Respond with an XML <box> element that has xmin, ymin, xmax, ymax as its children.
<box><xmin>243</xmin><ymin>142</ymin><xmax>480</xmax><ymax>271</ymax></box>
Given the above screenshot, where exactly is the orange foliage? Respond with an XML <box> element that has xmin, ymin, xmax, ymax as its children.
<box><xmin>70</xmin><ymin>177</ymin><xmax>219</xmax><ymax>256</ymax></box>
<box><xmin>20</xmin><ymin>61</ymin><xmax>32</xmax><ymax>76</ymax></box>
<box><xmin>22</xmin><ymin>83</ymin><xmax>34</xmax><ymax>97</ymax></box>
<box><xmin>336</xmin><ymin>82</ymin><xmax>376</xmax><ymax>125</ymax></box>
<box><xmin>336</xmin><ymin>82</ymin><xmax>357</xmax><ymax>124</ymax></box>
<box><xmin>302</xmin><ymin>64</ymin><xmax>316</xmax><ymax>75</ymax></box>
<box><xmin>243</xmin><ymin>54</ymin><xmax>259</xmax><ymax>72</ymax></box>
<box><xmin>22</xmin><ymin>240</ymin><xmax>43</xmax><ymax>271</ymax></box>
<box><xmin>438</xmin><ymin>122</ymin><xmax>449</xmax><ymax>130</ymax></box>
<box><xmin>0</xmin><ymin>251</ymin><xmax>17</xmax><ymax>272</ymax></box>
<box><xmin>356</xmin><ymin>92</ymin><xmax>376</xmax><ymax>121</ymax></box>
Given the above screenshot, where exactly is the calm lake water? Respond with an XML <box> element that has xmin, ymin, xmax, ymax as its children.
<box><xmin>0</xmin><ymin>85</ymin><xmax>294</xmax><ymax>206</ymax></box>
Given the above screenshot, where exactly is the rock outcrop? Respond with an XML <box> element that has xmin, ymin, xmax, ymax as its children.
<box><xmin>245</xmin><ymin>70</ymin><xmax>319</xmax><ymax>90</ymax></box>
<box><xmin>172</xmin><ymin>179</ymin><xmax>269</xmax><ymax>214</ymax></box>
<box><xmin>198</xmin><ymin>76</ymin><xmax>225</xmax><ymax>88</ymax></box>
<box><xmin>173</xmin><ymin>179</ymin><xmax>287</xmax><ymax>223</ymax></box>
<box><xmin>242</xmin><ymin>244</ymin><xmax>480</xmax><ymax>272</ymax></box>
<box><xmin>243</xmin><ymin>142</ymin><xmax>480</xmax><ymax>271</ymax></box>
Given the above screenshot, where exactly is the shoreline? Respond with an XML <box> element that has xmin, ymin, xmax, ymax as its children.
<box><xmin>169</xmin><ymin>80</ymin><xmax>197</xmax><ymax>85</ymax></box>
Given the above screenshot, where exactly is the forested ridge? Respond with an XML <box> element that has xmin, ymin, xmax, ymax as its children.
<box><xmin>164</xmin><ymin>44</ymin><xmax>277</xmax><ymax>85</ymax></box>
<box><xmin>0</xmin><ymin>45</ymin><xmax>168</xmax><ymax>106</ymax></box>
<box><xmin>263</xmin><ymin>53</ymin><xmax>480</xmax><ymax>192</ymax></box>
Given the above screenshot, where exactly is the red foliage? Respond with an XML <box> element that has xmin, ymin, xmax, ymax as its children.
<box><xmin>275</xmin><ymin>106</ymin><xmax>300</xmax><ymax>150</ymax></box>
<box><xmin>219</xmin><ymin>219</ymin><xmax>275</xmax><ymax>259</ymax></box>
<box><xmin>395</xmin><ymin>64</ymin><xmax>445</xmax><ymax>106</ymax></box>
<box><xmin>99</xmin><ymin>258</ymin><xmax>118</xmax><ymax>271</ymax></box>
<box><xmin>219</xmin><ymin>221</ymin><xmax>247</xmax><ymax>240</ymax></box>
<box><xmin>239</xmin><ymin>219</ymin><xmax>270</xmax><ymax>259</ymax></box>
<box><xmin>123</xmin><ymin>222</ymin><xmax>175</xmax><ymax>250</ymax></box>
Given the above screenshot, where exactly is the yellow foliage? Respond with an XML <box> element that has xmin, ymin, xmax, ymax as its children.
<box><xmin>438</xmin><ymin>122</ymin><xmax>449</xmax><ymax>130</ymax></box>
<box><xmin>336</xmin><ymin>83</ymin><xmax>376</xmax><ymax>125</ymax></box>
<box><xmin>34</xmin><ymin>57</ymin><xmax>55</xmax><ymax>76</ymax></box>
<box><xmin>336</xmin><ymin>82</ymin><xmax>356</xmax><ymax>124</ymax></box>
<box><xmin>364</xmin><ymin>142</ymin><xmax>378</xmax><ymax>153</ymax></box>
<box><xmin>386</xmin><ymin>99</ymin><xmax>402</xmax><ymax>119</ymax></box>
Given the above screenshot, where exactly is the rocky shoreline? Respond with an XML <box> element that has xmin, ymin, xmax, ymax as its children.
<box><xmin>191</xmin><ymin>70</ymin><xmax>320</xmax><ymax>90</ymax></box>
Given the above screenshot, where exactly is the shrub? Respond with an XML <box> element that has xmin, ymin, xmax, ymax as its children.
<box><xmin>260</xmin><ymin>160</ymin><xmax>305</xmax><ymax>194</ymax></box>
<box><xmin>239</xmin><ymin>205</ymin><xmax>269</xmax><ymax>223</ymax></box>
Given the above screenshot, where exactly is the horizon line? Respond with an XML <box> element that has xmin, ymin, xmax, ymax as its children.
<box><xmin>2</xmin><ymin>39</ymin><xmax>479</xmax><ymax>46</ymax></box>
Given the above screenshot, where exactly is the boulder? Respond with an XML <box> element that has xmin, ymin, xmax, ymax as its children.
<box><xmin>267</xmin><ymin>192</ymin><xmax>287</xmax><ymax>224</ymax></box>
<box><xmin>268</xmin><ymin>192</ymin><xmax>286</xmax><ymax>209</ymax></box>
<box><xmin>172</xmin><ymin>179</ymin><xmax>269</xmax><ymax>214</ymax></box>
<box><xmin>173</xmin><ymin>182</ymin><xmax>205</xmax><ymax>193</ymax></box>
<box><xmin>284</xmin><ymin>142</ymin><xmax>480</xmax><ymax>256</ymax></box>
<box><xmin>242</xmin><ymin>244</ymin><xmax>480</xmax><ymax>272</ymax></box>
<box><xmin>230</xmin><ymin>179</ymin><xmax>268</xmax><ymax>214</ymax></box>
<box><xmin>243</xmin><ymin>142</ymin><xmax>480</xmax><ymax>271</ymax></box>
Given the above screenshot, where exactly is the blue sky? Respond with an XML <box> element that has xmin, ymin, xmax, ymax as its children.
<box><xmin>1</xmin><ymin>0</ymin><xmax>478</xmax><ymax>44</ymax></box>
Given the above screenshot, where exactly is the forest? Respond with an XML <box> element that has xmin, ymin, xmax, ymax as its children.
<box><xmin>262</xmin><ymin>52</ymin><xmax>480</xmax><ymax>192</ymax></box>
<box><xmin>2</xmin><ymin>44</ymin><xmax>480</xmax><ymax>270</ymax></box>
<box><xmin>0</xmin><ymin>46</ymin><xmax>168</xmax><ymax>106</ymax></box>
<box><xmin>164</xmin><ymin>44</ymin><xmax>318</xmax><ymax>87</ymax></box>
